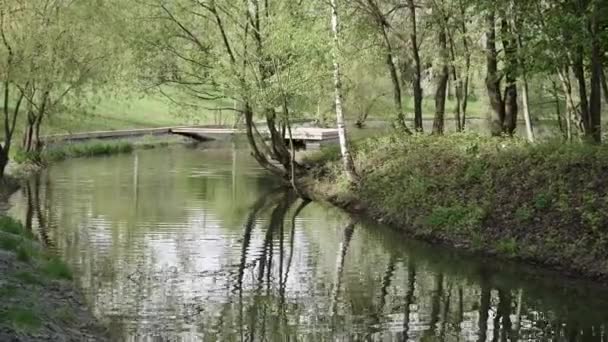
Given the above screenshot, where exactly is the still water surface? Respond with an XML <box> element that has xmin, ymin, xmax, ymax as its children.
<box><xmin>7</xmin><ymin>143</ymin><xmax>608</xmax><ymax>341</ymax></box>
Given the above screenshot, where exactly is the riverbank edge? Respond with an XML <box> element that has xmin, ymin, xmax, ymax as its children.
<box><xmin>299</xmin><ymin>134</ymin><xmax>608</xmax><ymax>283</ymax></box>
<box><xmin>8</xmin><ymin>134</ymin><xmax>187</xmax><ymax>178</ymax></box>
<box><xmin>0</xmin><ymin>214</ymin><xmax>109</xmax><ymax>341</ymax></box>
<box><xmin>0</xmin><ymin>134</ymin><xmax>188</xmax><ymax>341</ymax></box>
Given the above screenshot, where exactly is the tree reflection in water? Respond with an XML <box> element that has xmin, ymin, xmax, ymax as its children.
<box><xmin>10</xmin><ymin>147</ymin><xmax>608</xmax><ymax>341</ymax></box>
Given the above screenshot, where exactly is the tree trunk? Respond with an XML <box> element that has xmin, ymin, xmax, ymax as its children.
<box><xmin>0</xmin><ymin>149</ymin><xmax>8</xmax><ymax>180</ymax></box>
<box><xmin>408</xmin><ymin>0</ymin><xmax>424</xmax><ymax>132</ymax></box>
<box><xmin>447</xmin><ymin>31</ymin><xmax>462</xmax><ymax>132</ymax></box>
<box><xmin>485</xmin><ymin>11</ymin><xmax>505</xmax><ymax>136</ymax></box>
<box><xmin>459</xmin><ymin>0</ymin><xmax>471</xmax><ymax>130</ymax></box>
<box><xmin>601</xmin><ymin>68</ymin><xmax>608</xmax><ymax>105</ymax></box>
<box><xmin>588</xmin><ymin>2</ymin><xmax>602</xmax><ymax>143</ymax></box>
<box><xmin>516</xmin><ymin>21</ymin><xmax>534</xmax><ymax>142</ymax></box>
<box><xmin>23</xmin><ymin>110</ymin><xmax>36</xmax><ymax>153</ymax></box>
<box><xmin>572</xmin><ymin>48</ymin><xmax>590</xmax><ymax>135</ymax></box>
<box><xmin>330</xmin><ymin>0</ymin><xmax>357</xmax><ymax>182</ymax></box>
<box><xmin>558</xmin><ymin>67</ymin><xmax>576</xmax><ymax>141</ymax></box>
<box><xmin>501</xmin><ymin>18</ymin><xmax>518</xmax><ymax>136</ymax></box>
<box><xmin>433</xmin><ymin>28</ymin><xmax>449</xmax><ymax>135</ymax></box>
<box><xmin>381</xmin><ymin>28</ymin><xmax>410</xmax><ymax>133</ymax></box>
<box><xmin>551</xmin><ymin>80</ymin><xmax>565</xmax><ymax>136</ymax></box>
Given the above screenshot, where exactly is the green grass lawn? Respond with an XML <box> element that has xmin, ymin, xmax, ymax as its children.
<box><xmin>1</xmin><ymin>90</ymin><xmax>236</xmax><ymax>141</ymax></box>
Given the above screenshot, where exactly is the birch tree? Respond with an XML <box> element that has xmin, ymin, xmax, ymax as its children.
<box><xmin>330</xmin><ymin>0</ymin><xmax>358</xmax><ymax>182</ymax></box>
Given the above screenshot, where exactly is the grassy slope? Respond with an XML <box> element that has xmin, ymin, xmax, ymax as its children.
<box><xmin>0</xmin><ymin>216</ymin><xmax>107</xmax><ymax>340</ymax></box>
<box><xmin>305</xmin><ymin>134</ymin><xmax>608</xmax><ymax>280</ymax></box>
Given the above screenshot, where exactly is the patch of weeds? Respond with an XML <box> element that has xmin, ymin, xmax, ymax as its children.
<box><xmin>16</xmin><ymin>245</ymin><xmax>31</xmax><ymax>263</ymax></box>
<box><xmin>0</xmin><ymin>308</ymin><xmax>42</xmax><ymax>330</ymax></box>
<box><xmin>53</xmin><ymin>306</ymin><xmax>76</xmax><ymax>324</ymax></box>
<box><xmin>463</xmin><ymin>161</ymin><xmax>487</xmax><ymax>183</ymax></box>
<box><xmin>426</xmin><ymin>205</ymin><xmax>485</xmax><ymax>232</ymax></box>
<box><xmin>0</xmin><ymin>285</ymin><xmax>18</xmax><ymax>299</ymax></box>
<box><xmin>533</xmin><ymin>193</ymin><xmax>552</xmax><ymax>210</ymax></box>
<box><xmin>0</xmin><ymin>234</ymin><xmax>20</xmax><ymax>251</ymax></box>
<box><xmin>0</xmin><ymin>216</ymin><xmax>24</xmax><ymax>235</ymax></box>
<box><xmin>15</xmin><ymin>271</ymin><xmax>41</xmax><ymax>285</ymax></box>
<box><xmin>43</xmin><ymin>140</ymin><xmax>134</xmax><ymax>162</ymax></box>
<box><xmin>496</xmin><ymin>238</ymin><xmax>519</xmax><ymax>257</ymax></box>
<box><xmin>470</xmin><ymin>234</ymin><xmax>485</xmax><ymax>251</ymax></box>
<box><xmin>42</xmin><ymin>257</ymin><xmax>73</xmax><ymax>280</ymax></box>
<box><xmin>582</xmin><ymin>211</ymin><xmax>603</xmax><ymax>231</ymax></box>
<box><xmin>514</xmin><ymin>205</ymin><xmax>533</xmax><ymax>223</ymax></box>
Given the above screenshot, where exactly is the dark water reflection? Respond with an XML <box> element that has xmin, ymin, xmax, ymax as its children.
<box><xmin>8</xmin><ymin>143</ymin><xmax>608</xmax><ymax>341</ymax></box>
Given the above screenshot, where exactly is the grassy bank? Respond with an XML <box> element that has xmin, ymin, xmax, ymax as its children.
<box><xmin>10</xmin><ymin>136</ymin><xmax>184</xmax><ymax>173</ymax></box>
<box><xmin>0</xmin><ymin>216</ymin><xmax>107</xmax><ymax>341</ymax></box>
<box><xmin>305</xmin><ymin>133</ymin><xmax>608</xmax><ymax>280</ymax></box>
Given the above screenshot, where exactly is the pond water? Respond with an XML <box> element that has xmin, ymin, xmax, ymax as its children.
<box><xmin>7</xmin><ymin>143</ymin><xmax>608</xmax><ymax>341</ymax></box>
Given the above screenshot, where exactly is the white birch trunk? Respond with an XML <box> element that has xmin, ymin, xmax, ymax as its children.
<box><xmin>330</xmin><ymin>0</ymin><xmax>357</xmax><ymax>182</ymax></box>
<box><xmin>521</xmin><ymin>74</ymin><xmax>535</xmax><ymax>142</ymax></box>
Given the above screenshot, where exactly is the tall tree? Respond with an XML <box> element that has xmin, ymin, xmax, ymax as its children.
<box><xmin>331</xmin><ymin>0</ymin><xmax>358</xmax><ymax>182</ymax></box>
<box><xmin>432</xmin><ymin>0</ymin><xmax>450</xmax><ymax>135</ymax></box>
<box><xmin>407</xmin><ymin>0</ymin><xmax>424</xmax><ymax>133</ymax></box>
<box><xmin>484</xmin><ymin>10</ymin><xmax>505</xmax><ymax>136</ymax></box>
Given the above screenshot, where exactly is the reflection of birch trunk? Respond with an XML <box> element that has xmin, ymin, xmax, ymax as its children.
<box><xmin>495</xmin><ymin>289</ymin><xmax>512</xmax><ymax>342</ymax></box>
<box><xmin>478</xmin><ymin>272</ymin><xmax>491</xmax><ymax>342</ymax></box>
<box><xmin>457</xmin><ymin>287</ymin><xmax>464</xmax><ymax>333</ymax></box>
<box><xmin>512</xmin><ymin>289</ymin><xmax>523</xmax><ymax>341</ymax></box>
<box><xmin>439</xmin><ymin>281</ymin><xmax>452</xmax><ymax>341</ymax></box>
<box><xmin>402</xmin><ymin>258</ymin><xmax>416</xmax><ymax>340</ymax></box>
<box><xmin>330</xmin><ymin>222</ymin><xmax>356</xmax><ymax>316</ymax></box>
<box><xmin>231</xmin><ymin>141</ymin><xmax>237</xmax><ymax>201</ymax></box>
<box><xmin>425</xmin><ymin>273</ymin><xmax>444</xmax><ymax>339</ymax></box>
<box><xmin>133</xmin><ymin>154</ymin><xmax>139</xmax><ymax>211</ymax></box>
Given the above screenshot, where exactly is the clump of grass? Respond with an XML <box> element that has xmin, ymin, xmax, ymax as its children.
<box><xmin>514</xmin><ymin>205</ymin><xmax>534</xmax><ymax>223</ymax></box>
<box><xmin>46</xmin><ymin>140</ymin><xmax>134</xmax><ymax>162</ymax></box>
<box><xmin>0</xmin><ymin>285</ymin><xmax>18</xmax><ymax>299</ymax></box>
<box><xmin>15</xmin><ymin>271</ymin><xmax>42</xmax><ymax>285</ymax></box>
<box><xmin>496</xmin><ymin>238</ymin><xmax>519</xmax><ymax>257</ymax></box>
<box><xmin>425</xmin><ymin>205</ymin><xmax>486</xmax><ymax>233</ymax></box>
<box><xmin>0</xmin><ymin>308</ymin><xmax>42</xmax><ymax>330</ymax></box>
<box><xmin>16</xmin><ymin>245</ymin><xmax>31</xmax><ymax>263</ymax></box>
<box><xmin>42</xmin><ymin>257</ymin><xmax>73</xmax><ymax>280</ymax></box>
<box><xmin>53</xmin><ymin>306</ymin><xmax>77</xmax><ymax>324</ymax></box>
<box><xmin>0</xmin><ymin>234</ymin><xmax>20</xmax><ymax>252</ymax></box>
<box><xmin>14</xmin><ymin>140</ymin><xmax>135</xmax><ymax>165</ymax></box>
<box><xmin>0</xmin><ymin>216</ymin><xmax>24</xmax><ymax>235</ymax></box>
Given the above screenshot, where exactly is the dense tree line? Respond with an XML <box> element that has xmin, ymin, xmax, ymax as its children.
<box><xmin>1</xmin><ymin>0</ymin><xmax>606</xmax><ymax>180</ymax></box>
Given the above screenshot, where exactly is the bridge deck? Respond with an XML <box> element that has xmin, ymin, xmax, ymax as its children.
<box><xmin>170</xmin><ymin>127</ymin><xmax>339</xmax><ymax>141</ymax></box>
<box><xmin>43</xmin><ymin>126</ymin><xmax>339</xmax><ymax>145</ymax></box>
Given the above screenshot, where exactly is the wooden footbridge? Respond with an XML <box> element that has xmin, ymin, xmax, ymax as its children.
<box><xmin>44</xmin><ymin>126</ymin><xmax>339</xmax><ymax>149</ymax></box>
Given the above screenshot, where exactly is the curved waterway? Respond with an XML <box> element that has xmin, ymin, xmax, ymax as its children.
<box><xmin>7</xmin><ymin>143</ymin><xmax>608</xmax><ymax>341</ymax></box>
